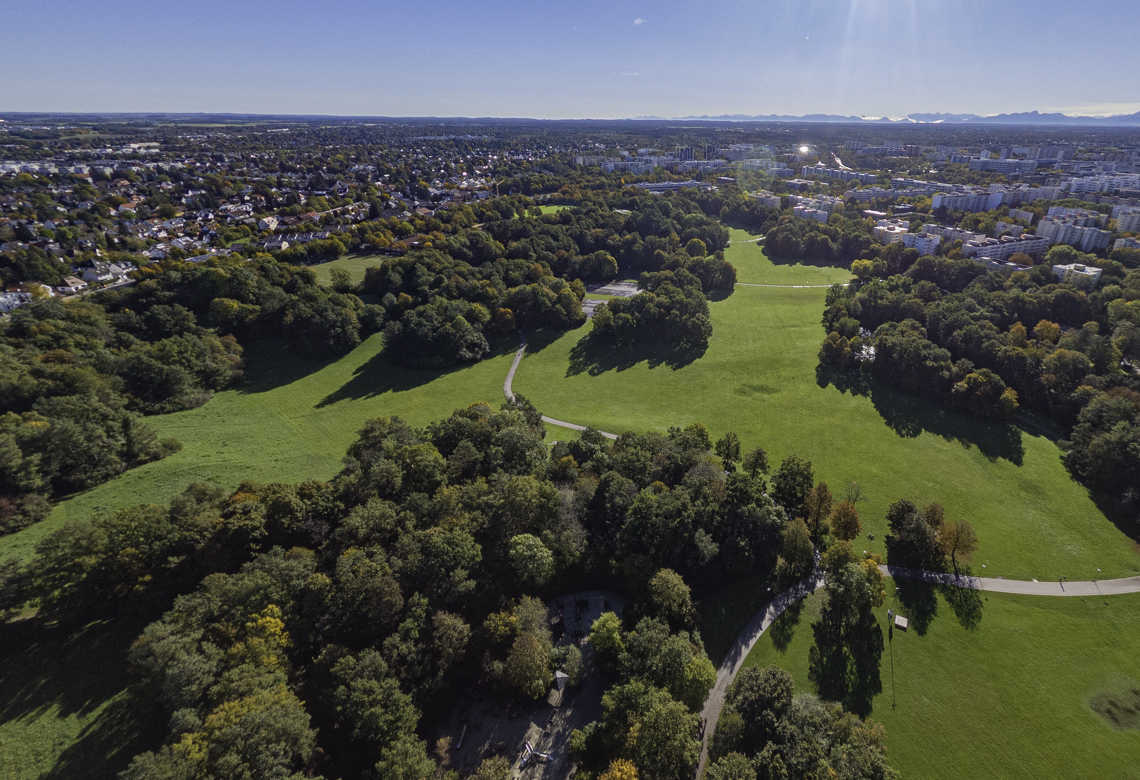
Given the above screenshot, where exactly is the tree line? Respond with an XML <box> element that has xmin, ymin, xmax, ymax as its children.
<box><xmin>819</xmin><ymin>248</ymin><xmax>1140</xmax><ymax>504</ymax></box>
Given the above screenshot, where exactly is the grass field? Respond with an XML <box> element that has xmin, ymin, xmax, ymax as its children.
<box><xmin>310</xmin><ymin>252</ymin><xmax>387</xmax><ymax>284</ymax></box>
<box><xmin>726</xmin><ymin>228</ymin><xmax>850</xmax><ymax>286</ymax></box>
<box><xmin>538</xmin><ymin>204</ymin><xmax>571</xmax><ymax>214</ymax></box>
<box><xmin>0</xmin><ymin>617</ymin><xmax>163</xmax><ymax>780</ymax></box>
<box><xmin>511</xmin><ymin>233</ymin><xmax>1140</xmax><ymax>581</ymax></box>
<box><xmin>0</xmin><ymin>334</ymin><xmax>519</xmax><ymax>561</ymax></box>
<box><xmin>741</xmin><ymin>583</ymin><xmax>1140</xmax><ymax>780</ymax></box>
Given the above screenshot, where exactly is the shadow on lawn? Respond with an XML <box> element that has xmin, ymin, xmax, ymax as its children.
<box><xmin>808</xmin><ymin>613</ymin><xmax>884</xmax><ymax>717</ymax></box>
<box><xmin>816</xmin><ymin>364</ymin><xmax>1025</xmax><ymax>466</ymax></box>
<box><xmin>566</xmin><ymin>333</ymin><xmax>708</xmax><ymax>377</ymax></box>
<box><xmin>316</xmin><ymin>335</ymin><xmax>518</xmax><ymax>408</ymax></box>
<box><xmin>234</xmin><ymin>337</ymin><xmax>346</xmax><ymax>395</ymax></box>
<box><xmin>0</xmin><ymin>617</ymin><xmax>164</xmax><ymax>780</ymax></box>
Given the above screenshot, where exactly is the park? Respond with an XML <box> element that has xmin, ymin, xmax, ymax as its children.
<box><xmin>2</xmin><ymin>230</ymin><xmax>1139</xmax><ymax>780</ymax></box>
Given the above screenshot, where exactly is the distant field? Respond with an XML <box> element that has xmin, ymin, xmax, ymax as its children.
<box><xmin>538</xmin><ymin>204</ymin><xmax>571</xmax><ymax>214</ymax></box>
<box><xmin>742</xmin><ymin>584</ymin><xmax>1140</xmax><ymax>780</ymax></box>
<box><xmin>311</xmin><ymin>252</ymin><xmax>387</xmax><ymax>284</ymax></box>
<box><xmin>511</xmin><ymin>233</ymin><xmax>1140</xmax><ymax>581</ymax></box>
<box><xmin>726</xmin><ymin>227</ymin><xmax>851</xmax><ymax>286</ymax></box>
<box><xmin>0</xmin><ymin>334</ymin><xmax>519</xmax><ymax>561</ymax></box>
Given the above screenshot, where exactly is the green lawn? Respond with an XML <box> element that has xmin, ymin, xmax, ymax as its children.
<box><xmin>538</xmin><ymin>205</ymin><xmax>571</xmax><ymax>214</ymax></box>
<box><xmin>0</xmin><ymin>334</ymin><xmax>519</xmax><ymax>561</ymax></box>
<box><xmin>511</xmin><ymin>241</ymin><xmax>1140</xmax><ymax>580</ymax></box>
<box><xmin>310</xmin><ymin>252</ymin><xmax>388</xmax><ymax>284</ymax></box>
<box><xmin>0</xmin><ymin>617</ymin><xmax>163</xmax><ymax>780</ymax></box>
<box><xmin>741</xmin><ymin>583</ymin><xmax>1140</xmax><ymax>780</ymax></box>
<box><xmin>726</xmin><ymin>228</ymin><xmax>852</xmax><ymax>286</ymax></box>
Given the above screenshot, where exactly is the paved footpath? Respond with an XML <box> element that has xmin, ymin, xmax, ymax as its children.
<box><xmin>696</xmin><ymin>565</ymin><xmax>1140</xmax><ymax>776</ymax></box>
<box><xmin>503</xmin><ymin>332</ymin><xmax>618</xmax><ymax>440</ymax></box>
<box><xmin>500</xmin><ymin>332</ymin><xmax>1140</xmax><ymax>774</ymax></box>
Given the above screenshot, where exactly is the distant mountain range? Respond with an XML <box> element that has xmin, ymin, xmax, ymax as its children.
<box><xmin>632</xmin><ymin>110</ymin><xmax>1140</xmax><ymax>126</ymax></box>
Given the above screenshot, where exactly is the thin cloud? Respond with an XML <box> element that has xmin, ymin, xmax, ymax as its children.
<box><xmin>634</xmin><ymin>18</ymin><xmax>646</xmax><ymax>25</ymax></box>
<box><xmin>616</xmin><ymin>72</ymin><xmax>641</xmax><ymax>77</ymax></box>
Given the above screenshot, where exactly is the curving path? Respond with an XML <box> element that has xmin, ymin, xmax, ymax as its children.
<box><xmin>499</xmin><ymin>322</ymin><xmax>1140</xmax><ymax>774</ymax></box>
<box><xmin>696</xmin><ymin>565</ymin><xmax>1140</xmax><ymax>775</ymax></box>
<box><xmin>503</xmin><ymin>331</ymin><xmax>618</xmax><ymax>440</ymax></box>
<box><xmin>498</xmin><ymin>291</ymin><xmax>1140</xmax><ymax>777</ymax></box>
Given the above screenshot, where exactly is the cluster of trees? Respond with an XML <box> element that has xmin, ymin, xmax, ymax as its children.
<box><xmin>0</xmin><ymin>403</ymin><xmax>822</xmax><ymax>780</ymax></box>
<box><xmin>354</xmin><ymin>192</ymin><xmax>734</xmax><ymax>366</ymax></box>
<box><xmin>706</xmin><ymin>665</ymin><xmax>897</xmax><ymax>780</ymax></box>
<box><xmin>591</xmin><ymin>269</ymin><xmax>714</xmax><ymax>349</ymax></box>
<box><xmin>570</xmin><ymin>604</ymin><xmax>717</xmax><ymax>780</ymax></box>
<box><xmin>818</xmin><ymin>251</ymin><xmax>1140</xmax><ymax>500</ymax></box>
<box><xmin>361</xmin><ymin>248</ymin><xmax>584</xmax><ymax>367</ymax></box>
<box><xmin>124</xmin><ymin>254</ymin><xmax>384</xmax><ymax>359</ymax></box>
<box><xmin>765</xmin><ymin>213</ymin><xmax>876</xmax><ymax>266</ymax></box>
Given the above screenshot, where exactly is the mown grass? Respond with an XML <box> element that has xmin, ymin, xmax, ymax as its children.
<box><xmin>0</xmin><ymin>617</ymin><xmax>163</xmax><ymax>780</ymax></box>
<box><xmin>726</xmin><ymin>227</ymin><xmax>852</xmax><ymax>286</ymax></box>
<box><xmin>0</xmin><ymin>334</ymin><xmax>519</xmax><ymax>561</ymax></box>
<box><xmin>511</xmin><ymin>236</ymin><xmax>1140</xmax><ymax>580</ymax></box>
<box><xmin>741</xmin><ymin>583</ymin><xmax>1140</xmax><ymax>780</ymax></box>
<box><xmin>310</xmin><ymin>252</ymin><xmax>388</xmax><ymax>284</ymax></box>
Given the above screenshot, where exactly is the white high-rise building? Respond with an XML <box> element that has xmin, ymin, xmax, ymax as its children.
<box><xmin>901</xmin><ymin>232</ymin><xmax>942</xmax><ymax>256</ymax></box>
<box><xmin>1036</xmin><ymin>219</ymin><xmax>1114</xmax><ymax>252</ymax></box>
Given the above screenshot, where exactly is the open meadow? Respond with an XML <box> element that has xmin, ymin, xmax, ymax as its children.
<box><xmin>0</xmin><ymin>334</ymin><xmax>518</xmax><ymax>561</ymax></box>
<box><xmin>310</xmin><ymin>252</ymin><xmax>388</xmax><ymax>284</ymax></box>
<box><xmin>742</xmin><ymin>583</ymin><xmax>1140</xmax><ymax>780</ymax></box>
<box><xmin>511</xmin><ymin>235</ymin><xmax>1140</xmax><ymax>580</ymax></box>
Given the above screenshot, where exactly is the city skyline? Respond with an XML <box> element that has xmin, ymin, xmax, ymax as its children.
<box><xmin>3</xmin><ymin>0</ymin><xmax>1138</xmax><ymax>119</ymax></box>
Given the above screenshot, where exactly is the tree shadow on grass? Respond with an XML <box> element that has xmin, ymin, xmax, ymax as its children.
<box><xmin>235</xmin><ymin>337</ymin><xmax>340</xmax><ymax>395</ymax></box>
<box><xmin>816</xmin><ymin>364</ymin><xmax>1025</xmax><ymax>466</ymax></box>
<box><xmin>1086</xmin><ymin>486</ymin><xmax>1140</xmax><ymax>554</ymax></box>
<box><xmin>941</xmin><ymin>566</ymin><xmax>984</xmax><ymax>631</ymax></box>
<box><xmin>894</xmin><ymin>579</ymin><xmax>938</xmax><ymax>636</ymax></box>
<box><xmin>765</xmin><ymin>252</ymin><xmax>850</xmax><ymax>273</ymax></box>
<box><xmin>808</xmin><ymin>615</ymin><xmax>884</xmax><ymax>717</ymax></box>
<box><xmin>768</xmin><ymin>598</ymin><xmax>804</xmax><ymax>653</ymax></box>
<box><xmin>566</xmin><ymin>333</ymin><xmax>708</xmax><ymax>377</ymax></box>
<box><xmin>315</xmin><ymin>335</ymin><xmax>519</xmax><ymax>409</ymax></box>
<box><xmin>0</xmin><ymin>617</ymin><xmax>164</xmax><ymax>780</ymax></box>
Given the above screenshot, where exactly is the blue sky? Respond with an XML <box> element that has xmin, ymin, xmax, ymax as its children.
<box><xmin>3</xmin><ymin>0</ymin><xmax>1138</xmax><ymax>118</ymax></box>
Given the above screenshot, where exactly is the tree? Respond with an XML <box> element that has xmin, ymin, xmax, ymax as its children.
<box><xmin>330</xmin><ymin>266</ymin><xmax>355</xmax><ymax>293</ymax></box>
<box><xmin>715</xmin><ymin>432</ymin><xmax>741</xmax><ymax>472</ymax></box>
<box><xmin>599</xmin><ymin>758</ymin><xmax>639</xmax><ymax>780</ymax></box>
<box><xmin>469</xmin><ymin>756</ymin><xmax>511</xmax><ymax>780</ymax></box>
<box><xmin>830</xmin><ymin>500</ymin><xmax>861</xmax><ymax>541</ymax></box>
<box><xmin>705</xmin><ymin>753</ymin><xmax>757</xmax><ymax>780</ymax></box>
<box><xmin>937</xmin><ymin>519</ymin><xmax>978</xmax><ymax>570</ymax></box>
<box><xmin>590</xmin><ymin>612</ymin><xmax>625</xmax><ymax>676</ymax></box>
<box><xmin>1034</xmin><ymin>319</ymin><xmax>1061</xmax><ymax>344</ymax></box>
<box><xmin>723</xmin><ymin>664</ymin><xmax>794</xmax><ymax>748</ymax></box>
<box><xmin>771</xmin><ymin>454</ymin><xmax>814</xmax><ymax>518</ymax></box>
<box><xmin>508</xmin><ymin>533</ymin><xmax>554</xmax><ymax>586</ymax></box>
<box><xmin>803</xmin><ymin>482</ymin><xmax>833</xmax><ymax>539</ymax></box>
<box><xmin>780</xmin><ymin>519</ymin><xmax>815</xmax><ymax>579</ymax></box>
<box><xmin>631</xmin><ymin>695</ymin><xmax>700</xmax><ymax>779</ymax></box>
<box><xmin>648</xmin><ymin>568</ymin><xmax>694</xmax><ymax>628</ymax></box>
<box><xmin>504</xmin><ymin>632</ymin><xmax>552</xmax><ymax>699</ymax></box>
<box><xmin>742</xmin><ymin>447</ymin><xmax>770</xmax><ymax>478</ymax></box>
